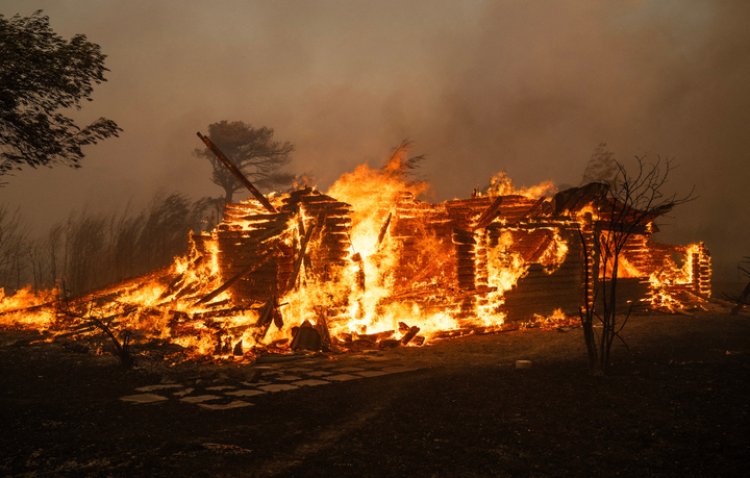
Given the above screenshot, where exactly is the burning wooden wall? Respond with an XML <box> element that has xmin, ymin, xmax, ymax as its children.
<box><xmin>207</xmin><ymin>180</ymin><xmax>711</xmax><ymax>334</ymax></box>
<box><xmin>0</xmin><ymin>147</ymin><xmax>713</xmax><ymax>358</ymax></box>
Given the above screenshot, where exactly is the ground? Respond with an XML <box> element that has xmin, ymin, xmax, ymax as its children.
<box><xmin>1</xmin><ymin>313</ymin><xmax>749</xmax><ymax>477</ymax></box>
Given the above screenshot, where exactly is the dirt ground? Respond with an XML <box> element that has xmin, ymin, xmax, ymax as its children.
<box><xmin>1</xmin><ymin>312</ymin><xmax>749</xmax><ymax>477</ymax></box>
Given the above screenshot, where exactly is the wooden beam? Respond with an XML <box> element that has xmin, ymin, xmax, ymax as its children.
<box><xmin>194</xmin><ymin>254</ymin><xmax>272</xmax><ymax>306</ymax></box>
<box><xmin>474</xmin><ymin>196</ymin><xmax>503</xmax><ymax>230</ymax></box>
<box><xmin>286</xmin><ymin>213</ymin><xmax>324</xmax><ymax>291</ymax></box>
<box><xmin>196</xmin><ymin>131</ymin><xmax>277</xmax><ymax>213</ymax></box>
<box><xmin>376</xmin><ymin>212</ymin><xmax>392</xmax><ymax>249</ymax></box>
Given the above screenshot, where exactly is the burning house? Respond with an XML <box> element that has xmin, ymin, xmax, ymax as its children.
<box><xmin>0</xmin><ymin>138</ymin><xmax>711</xmax><ymax>359</ymax></box>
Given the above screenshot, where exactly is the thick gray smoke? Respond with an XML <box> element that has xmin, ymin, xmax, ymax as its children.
<box><xmin>1</xmin><ymin>0</ymin><xmax>748</xmax><ymax>282</ymax></box>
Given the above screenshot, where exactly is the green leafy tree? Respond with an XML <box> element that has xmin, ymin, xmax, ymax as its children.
<box><xmin>196</xmin><ymin>120</ymin><xmax>294</xmax><ymax>203</ymax></box>
<box><xmin>0</xmin><ymin>11</ymin><xmax>120</xmax><ymax>180</ymax></box>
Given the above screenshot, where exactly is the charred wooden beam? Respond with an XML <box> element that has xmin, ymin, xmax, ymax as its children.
<box><xmin>196</xmin><ymin>131</ymin><xmax>277</xmax><ymax>213</ymax></box>
<box><xmin>315</xmin><ymin>307</ymin><xmax>333</xmax><ymax>352</ymax></box>
<box><xmin>0</xmin><ymin>300</ymin><xmax>57</xmax><ymax>317</ymax></box>
<box><xmin>552</xmin><ymin>182</ymin><xmax>608</xmax><ymax>216</ymax></box>
<box><xmin>400</xmin><ymin>325</ymin><xmax>421</xmax><ymax>345</ymax></box>
<box><xmin>377</xmin><ymin>212</ymin><xmax>393</xmax><ymax>248</ymax></box>
<box><xmin>474</xmin><ymin>196</ymin><xmax>503</xmax><ymax>230</ymax></box>
<box><xmin>287</xmin><ymin>213</ymin><xmax>324</xmax><ymax>290</ymax></box>
<box><xmin>520</xmin><ymin>197</ymin><xmax>548</xmax><ymax>220</ymax></box>
<box><xmin>194</xmin><ymin>254</ymin><xmax>272</xmax><ymax>306</ymax></box>
<box><xmin>252</xmin><ymin>295</ymin><xmax>287</xmax><ymax>342</ymax></box>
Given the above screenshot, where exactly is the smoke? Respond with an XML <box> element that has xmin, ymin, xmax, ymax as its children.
<box><xmin>1</xmin><ymin>0</ymin><xmax>748</xmax><ymax>281</ymax></box>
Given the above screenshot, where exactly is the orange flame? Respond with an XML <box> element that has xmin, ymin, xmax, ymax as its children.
<box><xmin>0</xmin><ymin>153</ymin><xmax>708</xmax><ymax>359</ymax></box>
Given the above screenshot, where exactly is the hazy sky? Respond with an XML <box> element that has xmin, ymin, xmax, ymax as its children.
<box><xmin>1</xmin><ymin>0</ymin><xmax>748</xmax><ymax>279</ymax></box>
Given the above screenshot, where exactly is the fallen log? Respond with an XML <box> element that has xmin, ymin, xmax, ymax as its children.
<box><xmin>400</xmin><ymin>325</ymin><xmax>421</xmax><ymax>345</ymax></box>
<box><xmin>192</xmin><ymin>306</ymin><xmax>257</xmax><ymax>320</ymax></box>
<box><xmin>378</xmin><ymin>338</ymin><xmax>401</xmax><ymax>349</ymax></box>
<box><xmin>0</xmin><ymin>300</ymin><xmax>57</xmax><ymax>317</ymax></box>
<box><xmin>357</xmin><ymin>330</ymin><xmax>395</xmax><ymax>343</ymax></box>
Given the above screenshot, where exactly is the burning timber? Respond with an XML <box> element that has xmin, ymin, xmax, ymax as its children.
<box><xmin>0</xmin><ymin>144</ymin><xmax>712</xmax><ymax>361</ymax></box>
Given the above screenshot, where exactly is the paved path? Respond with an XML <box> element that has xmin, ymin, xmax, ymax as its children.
<box><xmin>120</xmin><ymin>354</ymin><xmax>422</xmax><ymax>409</ymax></box>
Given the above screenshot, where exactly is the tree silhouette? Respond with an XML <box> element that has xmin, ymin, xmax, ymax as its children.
<box><xmin>0</xmin><ymin>11</ymin><xmax>121</xmax><ymax>181</ymax></box>
<box><xmin>195</xmin><ymin>120</ymin><xmax>294</xmax><ymax>203</ymax></box>
<box><xmin>576</xmin><ymin>156</ymin><xmax>693</xmax><ymax>374</ymax></box>
<box><xmin>581</xmin><ymin>142</ymin><xmax>618</xmax><ymax>186</ymax></box>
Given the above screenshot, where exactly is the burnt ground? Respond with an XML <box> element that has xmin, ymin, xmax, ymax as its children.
<box><xmin>1</xmin><ymin>313</ymin><xmax>749</xmax><ymax>477</ymax></box>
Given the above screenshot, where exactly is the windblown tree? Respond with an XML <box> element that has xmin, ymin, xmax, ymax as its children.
<box><xmin>0</xmin><ymin>194</ymin><xmax>213</xmax><ymax>295</ymax></box>
<box><xmin>383</xmin><ymin>139</ymin><xmax>425</xmax><ymax>178</ymax></box>
<box><xmin>576</xmin><ymin>153</ymin><xmax>693</xmax><ymax>375</ymax></box>
<box><xmin>196</xmin><ymin>120</ymin><xmax>295</xmax><ymax>203</ymax></box>
<box><xmin>0</xmin><ymin>11</ymin><xmax>121</xmax><ymax>181</ymax></box>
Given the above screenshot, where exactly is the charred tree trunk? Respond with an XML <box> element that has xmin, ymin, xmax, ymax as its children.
<box><xmin>577</xmin><ymin>224</ymin><xmax>602</xmax><ymax>375</ymax></box>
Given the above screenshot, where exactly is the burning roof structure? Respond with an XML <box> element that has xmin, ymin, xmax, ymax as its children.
<box><xmin>0</xmin><ymin>138</ymin><xmax>711</xmax><ymax>360</ymax></box>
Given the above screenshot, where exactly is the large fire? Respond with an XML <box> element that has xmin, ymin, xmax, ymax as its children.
<box><xmin>0</xmin><ymin>148</ymin><xmax>711</xmax><ymax>361</ymax></box>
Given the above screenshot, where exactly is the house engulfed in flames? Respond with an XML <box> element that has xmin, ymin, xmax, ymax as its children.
<box><xmin>0</xmin><ymin>150</ymin><xmax>711</xmax><ymax>359</ymax></box>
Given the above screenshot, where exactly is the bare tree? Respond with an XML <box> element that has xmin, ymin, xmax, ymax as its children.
<box><xmin>577</xmin><ymin>156</ymin><xmax>693</xmax><ymax>375</ymax></box>
<box><xmin>195</xmin><ymin>121</ymin><xmax>294</xmax><ymax>203</ymax></box>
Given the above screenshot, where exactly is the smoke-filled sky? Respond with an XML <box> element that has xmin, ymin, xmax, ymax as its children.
<box><xmin>1</xmin><ymin>0</ymin><xmax>748</xmax><ymax>280</ymax></box>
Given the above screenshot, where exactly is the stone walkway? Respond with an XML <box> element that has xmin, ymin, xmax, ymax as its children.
<box><xmin>120</xmin><ymin>355</ymin><xmax>421</xmax><ymax>410</ymax></box>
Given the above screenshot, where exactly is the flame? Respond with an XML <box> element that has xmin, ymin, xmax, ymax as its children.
<box><xmin>484</xmin><ymin>171</ymin><xmax>557</xmax><ymax>199</ymax></box>
<box><xmin>647</xmin><ymin>243</ymin><xmax>708</xmax><ymax>311</ymax></box>
<box><xmin>530</xmin><ymin>308</ymin><xmax>576</xmax><ymax>330</ymax></box>
<box><xmin>0</xmin><ymin>287</ymin><xmax>57</xmax><ymax>329</ymax></box>
<box><xmin>0</xmin><ymin>152</ymin><xmax>709</xmax><ymax>360</ymax></box>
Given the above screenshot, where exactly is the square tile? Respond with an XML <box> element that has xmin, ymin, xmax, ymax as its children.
<box><xmin>380</xmin><ymin>366</ymin><xmax>420</xmax><ymax>374</ymax></box>
<box><xmin>173</xmin><ymin>388</ymin><xmax>194</xmax><ymax>397</ymax></box>
<box><xmin>179</xmin><ymin>394</ymin><xmax>222</xmax><ymax>404</ymax></box>
<box><xmin>135</xmin><ymin>384</ymin><xmax>184</xmax><ymax>393</ymax></box>
<box><xmin>305</xmin><ymin>371</ymin><xmax>332</xmax><ymax>377</ymax></box>
<box><xmin>225</xmin><ymin>389</ymin><xmax>267</xmax><ymax>398</ymax></box>
<box><xmin>335</xmin><ymin>367</ymin><xmax>365</xmax><ymax>373</ymax></box>
<box><xmin>258</xmin><ymin>383</ymin><xmax>299</xmax><ymax>393</ymax></box>
<box><xmin>326</xmin><ymin>374</ymin><xmax>361</xmax><ymax>382</ymax></box>
<box><xmin>198</xmin><ymin>400</ymin><xmax>253</xmax><ymax>410</ymax></box>
<box><xmin>206</xmin><ymin>385</ymin><xmax>237</xmax><ymax>391</ymax></box>
<box><xmin>120</xmin><ymin>393</ymin><xmax>168</xmax><ymax>404</ymax></box>
<box><xmin>292</xmin><ymin>379</ymin><xmax>330</xmax><ymax>387</ymax></box>
<box><xmin>274</xmin><ymin>375</ymin><xmax>302</xmax><ymax>381</ymax></box>
<box><xmin>355</xmin><ymin>370</ymin><xmax>390</xmax><ymax>378</ymax></box>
